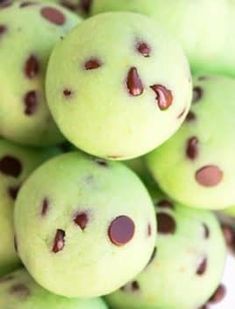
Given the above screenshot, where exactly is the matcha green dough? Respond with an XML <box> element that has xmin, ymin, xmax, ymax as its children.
<box><xmin>146</xmin><ymin>76</ymin><xmax>235</xmax><ymax>210</ymax></box>
<box><xmin>0</xmin><ymin>268</ymin><xmax>108</xmax><ymax>309</ymax></box>
<box><xmin>91</xmin><ymin>0</ymin><xmax>235</xmax><ymax>77</ymax></box>
<box><xmin>46</xmin><ymin>12</ymin><xmax>192</xmax><ymax>160</ymax></box>
<box><xmin>106</xmin><ymin>190</ymin><xmax>226</xmax><ymax>309</ymax></box>
<box><xmin>0</xmin><ymin>138</ymin><xmax>59</xmax><ymax>277</ymax></box>
<box><xmin>14</xmin><ymin>152</ymin><xmax>156</xmax><ymax>297</ymax></box>
<box><xmin>0</xmin><ymin>1</ymin><xmax>81</xmax><ymax>146</ymax></box>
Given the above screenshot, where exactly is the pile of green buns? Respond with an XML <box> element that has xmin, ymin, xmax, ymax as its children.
<box><xmin>0</xmin><ymin>0</ymin><xmax>234</xmax><ymax>308</ymax></box>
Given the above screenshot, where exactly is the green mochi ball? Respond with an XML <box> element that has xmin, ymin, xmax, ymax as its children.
<box><xmin>0</xmin><ymin>268</ymin><xmax>108</xmax><ymax>309</ymax></box>
<box><xmin>146</xmin><ymin>75</ymin><xmax>235</xmax><ymax>210</ymax></box>
<box><xmin>91</xmin><ymin>0</ymin><xmax>235</xmax><ymax>77</ymax></box>
<box><xmin>0</xmin><ymin>1</ymin><xmax>81</xmax><ymax>146</ymax></box>
<box><xmin>0</xmin><ymin>138</ymin><xmax>59</xmax><ymax>277</ymax></box>
<box><xmin>106</xmin><ymin>191</ymin><xmax>226</xmax><ymax>309</ymax></box>
<box><xmin>14</xmin><ymin>152</ymin><xmax>156</xmax><ymax>297</ymax></box>
<box><xmin>46</xmin><ymin>12</ymin><xmax>192</xmax><ymax>160</ymax></box>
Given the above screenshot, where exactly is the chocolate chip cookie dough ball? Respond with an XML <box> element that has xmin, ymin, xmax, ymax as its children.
<box><xmin>46</xmin><ymin>12</ymin><xmax>192</xmax><ymax>160</ymax></box>
<box><xmin>14</xmin><ymin>152</ymin><xmax>156</xmax><ymax>297</ymax></box>
<box><xmin>0</xmin><ymin>0</ymin><xmax>81</xmax><ymax>146</ymax></box>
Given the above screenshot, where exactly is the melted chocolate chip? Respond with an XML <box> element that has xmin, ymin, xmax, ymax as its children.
<box><xmin>24</xmin><ymin>90</ymin><xmax>38</xmax><ymax>115</ymax></box>
<box><xmin>0</xmin><ymin>25</ymin><xmax>7</xmax><ymax>36</ymax></box>
<box><xmin>136</xmin><ymin>41</ymin><xmax>151</xmax><ymax>57</ymax></box>
<box><xmin>52</xmin><ymin>229</ymin><xmax>65</xmax><ymax>253</ymax></box>
<box><xmin>79</xmin><ymin>0</ymin><xmax>92</xmax><ymax>14</ymax></box>
<box><xmin>41</xmin><ymin>7</ymin><xmax>66</xmax><ymax>25</ymax></box>
<box><xmin>186</xmin><ymin>136</ymin><xmax>199</xmax><ymax>160</ymax></box>
<box><xmin>195</xmin><ymin>165</ymin><xmax>223</xmax><ymax>187</ymax></box>
<box><xmin>203</xmin><ymin>224</ymin><xmax>210</xmax><ymax>239</ymax></box>
<box><xmin>126</xmin><ymin>67</ymin><xmax>144</xmax><ymax>96</ymax></box>
<box><xmin>193</xmin><ymin>86</ymin><xmax>203</xmax><ymax>103</ymax></box>
<box><xmin>24</xmin><ymin>55</ymin><xmax>39</xmax><ymax>79</ymax></box>
<box><xmin>186</xmin><ymin>111</ymin><xmax>196</xmax><ymax>122</ymax></box>
<box><xmin>108</xmin><ymin>216</ymin><xmax>135</xmax><ymax>246</ymax></box>
<box><xmin>209</xmin><ymin>284</ymin><xmax>226</xmax><ymax>304</ymax></box>
<box><xmin>9</xmin><ymin>284</ymin><xmax>30</xmax><ymax>299</ymax></box>
<box><xmin>94</xmin><ymin>158</ymin><xmax>108</xmax><ymax>167</ymax></box>
<box><xmin>157</xmin><ymin>199</ymin><xmax>174</xmax><ymax>209</ymax></box>
<box><xmin>196</xmin><ymin>257</ymin><xmax>207</xmax><ymax>275</ymax></box>
<box><xmin>157</xmin><ymin>213</ymin><xmax>176</xmax><ymax>234</ymax></box>
<box><xmin>63</xmin><ymin>89</ymin><xmax>73</xmax><ymax>97</ymax></box>
<box><xmin>0</xmin><ymin>156</ymin><xmax>22</xmax><ymax>177</ymax></box>
<box><xmin>150</xmin><ymin>84</ymin><xmax>173</xmax><ymax>110</ymax></box>
<box><xmin>121</xmin><ymin>281</ymin><xmax>140</xmax><ymax>293</ymax></box>
<box><xmin>84</xmin><ymin>58</ymin><xmax>102</xmax><ymax>70</ymax></box>
<box><xmin>131</xmin><ymin>281</ymin><xmax>140</xmax><ymax>291</ymax></box>
<box><xmin>41</xmin><ymin>198</ymin><xmax>49</xmax><ymax>216</ymax></box>
<box><xmin>147</xmin><ymin>247</ymin><xmax>157</xmax><ymax>266</ymax></box>
<box><xmin>74</xmin><ymin>212</ymin><xmax>88</xmax><ymax>230</ymax></box>
<box><xmin>8</xmin><ymin>186</ymin><xmax>20</xmax><ymax>200</ymax></box>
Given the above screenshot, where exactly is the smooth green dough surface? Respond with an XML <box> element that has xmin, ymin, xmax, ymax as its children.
<box><xmin>91</xmin><ymin>0</ymin><xmax>235</xmax><ymax>77</ymax></box>
<box><xmin>0</xmin><ymin>1</ymin><xmax>81</xmax><ymax>146</ymax></box>
<box><xmin>46</xmin><ymin>12</ymin><xmax>192</xmax><ymax>160</ymax></box>
<box><xmin>106</xmin><ymin>190</ymin><xmax>226</xmax><ymax>309</ymax></box>
<box><xmin>146</xmin><ymin>76</ymin><xmax>235</xmax><ymax>210</ymax></box>
<box><xmin>0</xmin><ymin>268</ymin><xmax>107</xmax><ymax>309</ymax></box>
<box><xmin>0</xmin><ymin>138</ymin><xmax>59</xmax><ymax>277</ymax></box>
<box><xmin>14</xmin><ymin>151</ymin><xmax>156</xmax><ymax>297</ymax></box>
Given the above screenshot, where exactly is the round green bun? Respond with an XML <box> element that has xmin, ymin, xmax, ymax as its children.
<box><xmin>0</xmin><ymin>268</ymin><xmax>107</xmax><ymax>309</ymax></box>
<box><xmin>146</xmin><ymin>75</ymin><xmax>235</xmax><ymax>210</ymax></box>
<box><xmin>0</xmin><ymin>138</ymin><xmax>59</xmax><ymax>277</ymax></box>
<box><xmin>91</xmin><ymin>0</ymin><xmax>235</xmax><ymax>78</ymax></box>
<box><xmin>0</xmin><ymin>1</ymin><xmax>81</xmax><ymax>146</ymax></box>
<box><xmin>106</xmin><ymin>191</ymin><xmax>226</xmax><ymax>309</ymax></box>
<box><xmin>14</xmin><ymin>151</ymin><xmax>156</xmax><ymax>297</ymax></box>
<box><xmin>46</xmin><ymin>12</ymin><xmax>192</xmax><ymax>160</ymax></box>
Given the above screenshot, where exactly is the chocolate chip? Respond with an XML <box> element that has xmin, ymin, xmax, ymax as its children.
<box><xmin>196</xmin><ymin>257</ymin><xmax>207</xmax><ymax>275</ymax></box>
<box><xmin>19</xmin><ymin>1</ymin><xmax>38</xmax><ymax>8</ymax></box>
<box><xmin>24</xmin><ymin>90</ymin><xmax>38</xmax><ymax>115</ymax></box>
<box><xmin>52</xmin><ymin>229</ymin><xmax>65</xmax><ymax>253</ymax></box>
<box><xmin>0</xmin><ymin>0</ymin><xmax>12</xmax><ymax>8</ymax></box>
<box><xmin>0</xmin><ymin>156</ymin><xmax>22</xmax><ymax>177</ymax></box>
<box><xmin>157</xmin><ymin>199</ymin><xmax>174</xmax><ymax>209</ymax></box>
<box><xmin>41</xmin><ymin>198</ymin><xmax>49</xmax><ymax>216</ymax></box>
<box><xmin>24</xmin><ymin>55</ymin><xmax>39</xmax><ymax>79</ymax></box>
<box><xmin>9</xmin><ymin>284</ymin><xmax>30</xmax><ymax>299</ymax></box>
<box><xmin>209</xmin><ymin>284</ymin><xmax>226</xmax><ymax>304</ymax></box>
<box><xmin>0</xmin><ymin>25</ymin><xmax>7</xmax><ymax>37</ymax></box>
<box><xmin>186</xmin><ymin>136</ymin><xmax>199</xmax><ymax>160</ymax></box>
<box><xmin>126</xmin><ymin>67</ymin><xmax>144</xmax><ymax>96</ymax></box>
<box><xmin>79</xmin><ymin>0</ymin><xmax>92</xmax><ymax>14</ymax></box>
<box><xmin>147</xmin><ymin>247</ymin><xmax>157</xmax><ymax>266</ymax></box>
<box><xmin>131</xmin><ymin>281</ymin><xmax>140</xmax><ymax>291</ymax></box>
<box><xmin>121</xmin><ymin>281</ymin><xmax>140</xmax><ymax>293</ymax></box>
<box><xmin>74</xmin><ymin>212</ymin><xmax>88</xmax><ymax>230</ymax></box>
<box><xmin>150</xmin><ymin>84</ymin><xmax>173</xmax><ymax>110</ymax></box>
<box><xmin>177</xmin><ymin>108</ymin><xmax>186</xmax><ymax>119</ymax></box>
<box><xmin>94</xmin><ymin>158</ymin><xmax>108</xmax><ymax>167</ymax></box>
<box><xmin>108</xmin><ymin>216</ymin><xmax>135</xmax><ymax>246</ymax></box>
<box><xmin>84</xmin><ymin>58</ymin><xmax>102</xmax><ymax>70</ymax></box>
<box><xmin>8</xmin><ymin>186</ymin><xmax>20</xmax><ymax>200</ymax></box>
<box><xmin>221</xmin><ymin>224</ymin><xmax>235</xmax><ymax>248</ymax></box>
<box><xmin>136</xmin><ymin>41</ymin><xmax>151</xmax><ymax>57</ymax></box>
<box><xmin>186</xmin><ymin>111</ymin><xmax>196</xmax><ymax>122</ymax></box>
<box><xmin>41</xmin><ymin>7</ymin><xmax>66</xmax><ymax>25</ymax></box>
<box><xmin>63</xmin><ymin>89</ymin><xmax>73</xmax><ymax>97</ymax></box>
<box><xmin>203</xmin><ymin>224</ymin><xmax>210</xmax><ymax>239</ymax></box>
<box><xmin>193</xmin><ymin>86</ymin><xmax>203</xmax><ymax>103</ymax></box>
<box><xmin>195</xmin><ymin>165</ymin><xmax>223</xmax><ymax>187</ymax></box>
<box><xmin>157</xmin><ymin>213</ymin><xmax>176</xmax><ymax>235</ymax></box>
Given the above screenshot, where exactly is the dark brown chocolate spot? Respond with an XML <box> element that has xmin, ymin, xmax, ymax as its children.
<box><xmin>63</xmin><ymin>89</ymin><xmax>73</xmax><ymax>97</ymax></box>
<box><xmin>52</xmin><ymin>229</ymin><xmax>65</xmax><ymax>253</ymax></box>
<box><xmin>0</xmin><ymin>156</ymin><xmax>22</xmax><ymax>177</ymax></box>
<box><xmin>41</xmin><ymin>7</ymin><xmax>66</xmax><ymax>25</ymax></box>
<box><xmin>24</xmin><ymin>90</ymin><xmax>38</xmax><ymax>115</ymax></box>
<box><xmin>8</xmin><ymin>186</ymin><xmax>20</xmax><ymax>200</ymax></box>
<box><xmin>150</xmin><ymin>84</ymin><xmax>173</xmax><ymax>110</ymax></box>
<box><xmin>19</xmin><ymin>1</ymin><xmax>38</xmax><ymax>8</ymax></box>
<box><xmin>24</xmin><ymin>55</ymin><xmax>39</xmax><ymax>79</ymax></box>
<box><xmin>0</xmin><ymin>25</ymin><xmax>7</xmax><ymax>37</ymax></box>
<box><xmin>121</xmin><ymin>281</ymin><xmax>140</xmax><ymax>293</ymax></box>
<box><xmin>157</xmin><ymin>213</ymin><xmax>176</xmax><ymax>234</ymax></box>
<box><xmin>203</xmin><ymin>224</ymin><xmax>210</xmax><ymax>239</ymax></box>
<box><xmin>131</xmin><ymin>281</ymin><xmax>140</xmax><ymax>291</ymax></box>
<box><xmin>186</xmin><ymin>111</ymin><xmax>196</xmax><ymax>122</ymax></box>
<box><xmin>9</xmin><ymin>284</ymin><xmax>30</xmax><ymax>299</ymax></box>
<box><xmin>177</xmin><ymin>108</ymin><xmax>186</xmax><ymax>119</ymax></box>
<box><xmin>126</xmin><ymin>67</ymin><xmax>144</xmax><ymax>96</ymax></box>
<box><xmin>147</xmin><ymin>247</ymin><xmax>157</xmax><ymax>266</ymax></box>
<box><xmin>41</xmin><ymin>198</ymin><xmax>49</xmax><ymax>216</ymax></box>
<box><xmin>221</xmin><ymin>224</ymin><xmax>235</xmax><ymax>248</ymax></box>
<box><xmin>79</xmin><ymin>0</ymin><xmax>92</xmax><ymax>14</ymax></box>
<box><xmin>94</xmin><ymin>158</ymin><xmax>108</xmax><ymax>167</ymax></box>
<box><xmin>84</xmin><ymin>58</ymin><xmax>102</xmax><ymax>70</ymax></box>
<box><xmin>147</xmin><ymin>224</ymin><xmax>152</xmax><ymax>236</ymax></box>
<box><xmin>195</xmin><ymin>165</ymin><xmax>223</xmax><ymax>187</ymax></box>
<box><xmin>186</xmin><ymin>136</ymin><xmax>199</xmax><ymax>160</ymax></box>
<box><xmin>108</xmin><ymin>216</ymin><xmax>135</xmax><ymax>246</ymax></box>
<box><xmin>196</xmin><ymin>257</ymin><xmax>207</xmax><ymax>275</ymax></box>
<box><xmin>193</xmin><ymin>86</ymin><xmax>203</xmax><ymax>103</ymax></box>
<box><xmin>0</xmin><ymin>0</ymin><xmax>12</xmax><ymax>8</ymax></box>
<box><xmin>74</xmin><ymin>212</ymin><xmax>88</xmax><ymax>230</ymax></box>
<box><xmin>209</xmin><ymin>284</ymin><xmax>226</xmax><ymax>304</ymax></box>
<box><xmin>157</xmin><ymin>199</ymin><xmax>174</xmax><ymax>209</ymax></box>
<box><xmin>136</xmin><ymin>41</ymin><xmax>151</xmax><ymax>57</ymax></box>
<box><xmin>14</xmin><ymin>235</ymin><xmax>18</xmax><ymax>252</ymax></box>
